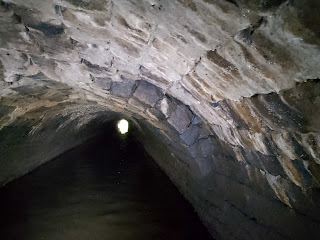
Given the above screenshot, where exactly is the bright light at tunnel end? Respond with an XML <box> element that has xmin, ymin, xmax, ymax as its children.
<box><xmin>117</xmin><ymin>119</ymin><xmax>129</xmax><ymax>134</ymax></box>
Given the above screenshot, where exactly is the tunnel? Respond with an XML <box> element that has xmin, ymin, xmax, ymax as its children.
<box><xmin>0</xmin><ymin>0</ymin><xmax>320</xmax><ymax>239</ymax></box>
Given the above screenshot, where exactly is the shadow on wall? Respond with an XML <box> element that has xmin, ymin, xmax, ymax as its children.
<box><xmin>0</xmin><ymin>101</ymin><xmax>131</xmax><ymax>187</ymax></box>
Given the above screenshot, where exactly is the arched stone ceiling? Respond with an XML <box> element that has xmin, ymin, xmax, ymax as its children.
<box><xmin>0</xmin><ymin>0</ymin><xmax>320</xmax><ymax>239</ymax></box>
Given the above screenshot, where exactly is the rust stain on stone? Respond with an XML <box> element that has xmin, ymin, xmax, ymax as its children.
<box><xmin>220</xmin><ymin>71</ymin><xmax>238</xmax><ymax>84</ymax></box>
<box><xmin>268</xmin><ymin>177</ymin><xmax>292</xmax><ymax>208</ymax></box>
<box><xmin>191</xmin><ymin>71</ymin><xmax>211</xmax><ymax>90</ymax></box>
<box><xmin>278</xmin><ymin>156</ymin><xmax>304</xmax><ymax>189</ymax></box>
<box><xmin>183</xmin><ymin>74</ymin><xmax>208</xmax><ymax>100</ymax></box>
<box><xmin>206</xmin><ymin>51</ymin><xmax>240</xmax><ymax>81</ymax></box>
<box><xmin>220</xmin><ymin>99</ymin><xmax>249</xmax><ymax>130</ymax></box>
<box><xmin>249</xmin><ymin>93</ymin><xmax>307</xmax><ymax>133</ymax></box>
<box><xmin>207</xmin><ymin>50</ymin><xmax>237</xmax><ymax>71</ymax></box>
<box><xmin>232</xmin><ymin>99</ymin><xmax>264</xmax><ymax>133</ymax></box>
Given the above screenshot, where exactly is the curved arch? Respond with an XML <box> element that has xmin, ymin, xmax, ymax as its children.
<box><xmin>1</xmin><ymin>0</ymin><xmax>320</xmax><ymax>239</ymax></box>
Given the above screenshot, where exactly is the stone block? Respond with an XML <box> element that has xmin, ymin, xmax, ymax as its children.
<box><xmin>110</xmin><ymin>79</ymin><xmax>136</xmax><ymax>98</ymax></box>
<box><xmin>128</xmin><ymin>98</ymin><xmax>145</xmax><ymax>111</ymax></box>
<box><xmin>156</xmin><ymin>96</ymin><xmax>176</xmax><ymax>118</ymax></box>
<box><xmin>167</xmin><ymin>104</ymin><xmax>193</xmax><ymax>134</ymax></box>
<box><xmin>192</xmin><ymin>115</ymin><xmax>202</xmax><ymax>125</ymax></box>
<box><xmin>94</xmin><ymin>77</ymin><xmax>112</xmax><ymax>90</ymax></box>
<box><xmin>180</xmin><ymin>124</ymin><xmax>200</xmax><ymax>146</ymax></box>
<box><xmin>188</xmin><ymin>138</ymin><xmax>214</xmax><ymax>175</ymax></box>
<box><xmin>133</xmin><ymin>80</ymin><xmax>162</xmax><ymax>107</ymax></box>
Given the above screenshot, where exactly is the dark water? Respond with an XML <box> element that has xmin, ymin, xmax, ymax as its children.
<box><xmin>0</xmin><ymin>126</ymin><xmax>212</xmax><ymax>240</ymax></box>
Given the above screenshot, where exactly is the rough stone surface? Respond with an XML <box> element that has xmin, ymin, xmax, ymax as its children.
<box><xmin>0</xmin><ymin>0</ymin><xmax>320</xmax><ymax>239</ymax></box>
<box><xmin>133</xmin><ymin>80</ymin><xmax>162</xmax><ymax>107</ymax></box>
<box><xmin>180</xmin><ymin>124</ymin><xmax>201</xmax><ymax>146</ymax></box>
<box><xmin>189</xmin><ymin>137</ymin><xmax>214</xmax><ymax>174</ymax></box>
<box><xmin>93</xmin><ymin>77</ymin><xmax>112</xmax><ymax>90</ymax></box>
<box><xmin>157</xmin><ymin>96</ymin><xmax>176</xmax><ymax>118</ymax></box>
<box><xmin>168</xmin><ymin>104</ymin><xmax>194</xmax><ymax>134</ymax></box>
<box><xmin>110</xmin><ymin>79</ymin><xmax>136</xmax><ymax>98</ymax></box>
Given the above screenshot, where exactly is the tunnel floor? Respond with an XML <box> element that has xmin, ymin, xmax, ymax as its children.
<box><xmin>0</xmin><ymin>125</ymin><xmax>212</xmax><ymax>240</ymax></box>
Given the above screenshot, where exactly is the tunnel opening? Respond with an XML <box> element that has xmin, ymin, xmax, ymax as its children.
<box><xmin>0</xmin><ymin>0</ymin><xmax>320</xmax><ymax>239</ymax></box>
<box><xmin>0</xmin><ymin>120</ymin><xmax>213</xmax><ymax>240</ymax></box>
<box><xmin>117</xmin><ymin>119</ymin><xmax>129</xmax><ymax>134</ymax></box>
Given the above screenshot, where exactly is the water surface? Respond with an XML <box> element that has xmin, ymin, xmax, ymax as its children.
<box><xmin>0</xmin><ymin>127</ymin><xmax>212</xmax><ymax>240</ymax></box>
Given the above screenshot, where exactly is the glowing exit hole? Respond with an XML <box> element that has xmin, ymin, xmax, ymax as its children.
<box><xmin>117</xmin><ymin>119</ymin><xmax>129</xmax><ymax>134</ymax></box>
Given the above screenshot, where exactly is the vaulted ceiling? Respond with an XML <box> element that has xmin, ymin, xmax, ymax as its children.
<box><xmin>1</xmin><ymin>0</ymin><xmax>320</xmax><ymax>239</ymax></box>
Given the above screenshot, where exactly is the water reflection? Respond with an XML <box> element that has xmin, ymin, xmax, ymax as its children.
<box><xmin>0</xmin><ymin>126</ymin><xmax>212</xmax><ymax>240</ymax></box>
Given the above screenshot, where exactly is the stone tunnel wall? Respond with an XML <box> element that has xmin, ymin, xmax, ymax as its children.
<box><xmin>132</xmin><ymin>81</ymin><xmax>320</xmax><ymax>240</ymax></box>
<box><xmin>1</xmin><ymin>75</ymin><xmax>320</xmax><ymax>239</ymax></box>
<box><xmin>0</xmin><ymin>78</ymin><xmax>128</xmax><ymax>185</ymax></box>
<box><xmin>1</xmin><ymin>0</ymin><xmax>320</xmax><ymax>239</ymax></box>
